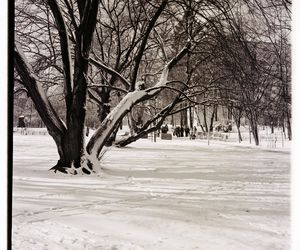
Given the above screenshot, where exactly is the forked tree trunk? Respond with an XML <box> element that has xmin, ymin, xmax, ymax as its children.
<box><xmin>52</xmin><ymin>137</ymin><xmax>92</xmax><ymax>175</ymax></box>
<box><xmin>15</xmin><ymin>0</ymin><xmax>100</xmax><ymax>174</ymax></box>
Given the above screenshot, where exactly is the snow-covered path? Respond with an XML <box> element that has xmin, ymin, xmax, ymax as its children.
<box><xmin>12</xmin><ymin>134</ymin><xmax>290</xmax><ymax>250</ymax></box>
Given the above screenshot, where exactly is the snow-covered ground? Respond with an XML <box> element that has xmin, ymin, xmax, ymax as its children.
<box><xmin>12</xmin><ymin>133</ymin><xmax>290</xmax><ymax>250</ymax></box>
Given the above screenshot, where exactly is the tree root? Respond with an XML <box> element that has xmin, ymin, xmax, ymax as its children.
<box><xmin>49</xmin><ymin>160</ymin><xmax>69</xmax><ymax>174</ymax></box>
<box><xmin>49</xmin><ymin>158</ymin><xmax>96</xmax><ymax>175</ymax></box>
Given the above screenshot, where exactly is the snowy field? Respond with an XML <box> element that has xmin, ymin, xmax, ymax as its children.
<box><xmin>12</xmin><ymin>133</ymin><xmax>290</xmax><ymax>250</ymax></box>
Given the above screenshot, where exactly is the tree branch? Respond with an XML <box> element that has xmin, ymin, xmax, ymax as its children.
<box><xmin>14</xmin><ymin>36</ymin><xmax>67</xmax><ymax>136</ymax></box>
<box><xmin>48</xmin><ymin>0</ymin><xmax>73</xmax><ymax>114</ymax></box>
<box><xmin>130</xmin><ymin>0</ymin><xmax>168</xmax><ymax>90</ymax></box>
<box><xmin>90</xmin><ymin>57</ymin><xmax>131</xmax><ymax>89</ymax></box>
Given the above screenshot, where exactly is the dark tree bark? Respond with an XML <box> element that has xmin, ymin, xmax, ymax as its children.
<box><xmin>14</xmin><ymin>40</ymin><xmax>67</xmax><ymax>171</ymax></box>
<box><xmin>203</xmin><ymin>105</ymin><xmax>208</xmax><ymax>132</ymax></box>
<box><xmin>15</xmin><ymin>0</ymin><xmax>100</xmax><ymax>173</ymax></box>
<box><xmin>189</xmin><ymin>107</ymin><xmax>193</xmax><ymax>129</ymax></box>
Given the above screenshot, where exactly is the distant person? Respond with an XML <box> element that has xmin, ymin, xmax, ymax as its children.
<box><xmin>165</xmin><ymin>124</ymin><xmax>169</xmax><ymax>132</ymax></box>
<box><xmin>185</xmin><ymin>127</ymin><xmax>190</xmax><ymax>137</ymax></box>
<box><xmin>174</xmin><ymin>126</ymin><xmax>180</xmax><ymax>137</ymax></box>
<box><xmin>161</xmin><ymin>124</ymin><xmax>169</xmax><ymax>134</ymax></box>
<box><xmin>180</xmin><ymin>126</ymin><xmax>184</xmax><ymax>137</ymax></box>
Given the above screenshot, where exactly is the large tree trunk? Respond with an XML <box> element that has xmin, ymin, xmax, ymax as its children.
<box><xmin>51</xmin><ymin>137</ymin><xmax>93</xmax><ymax>175</ymax></box>
<box><xmin>15</xmin><ymin>45</ymin><xmax>87</xmax><ymax>173</ymax></box>
<box><xmin>15</xmin><ymin>0</ymin><xmax>100</xmax><ymax>174</ymax></box>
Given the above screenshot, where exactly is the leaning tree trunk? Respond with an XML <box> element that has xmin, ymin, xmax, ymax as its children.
<box><xmin>15</xmin><ymin>39</ymin><xmax>69</xmax><ymax>172</ymax></box>
<box><xmin>86</xmin><ymin>44</ymin><xmax>190</xmax><ymax>158</ymax></box>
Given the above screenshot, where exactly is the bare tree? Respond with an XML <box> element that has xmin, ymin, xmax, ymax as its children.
<box><xmin>14</xmin><ymin>0</ymin><xmax>291</xmax><ymax>174</ymax></box>
<box><xmin>15</xmin><ymin>0</ymin><xmax>100</xmax><ymax>173</ymax></box>
<box><xmin>210</xmin><ymin>0</ymin><xmax>291</xmax><ymax>145</ymax></box>
<box><xmin>14</xmin><ymin>0</ymin><xmax>193</xmax><ymax>174</ymax></box>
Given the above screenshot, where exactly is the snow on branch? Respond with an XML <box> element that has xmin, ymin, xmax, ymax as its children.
<box><xmin>14</xmin><ymin>87</ymin><xmax>28</xmax><ymax>96</ymax></box>
<box><xmin>86</xmin><ymin>43</ymin><xmax>191</xmax><ymax>157</ymax></box>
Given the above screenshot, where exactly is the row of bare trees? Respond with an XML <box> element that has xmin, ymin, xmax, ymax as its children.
<box><xmin>14</xmin><ymin>0</ymin><xmax>291</xmax><ymax>173</ymax></box>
